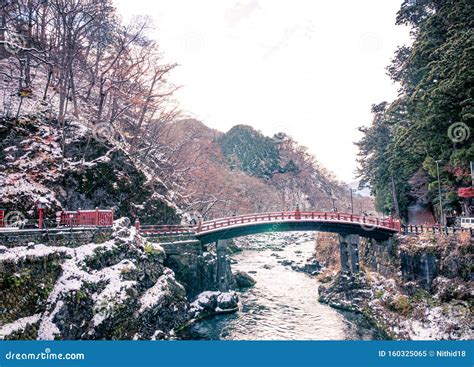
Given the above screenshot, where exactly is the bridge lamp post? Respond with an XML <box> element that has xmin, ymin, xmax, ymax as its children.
<box><xmin>36</xmin><ymin>198</ymin><xmax>47</xmax><ymax>230</ymax></box>
<box><xmin>435</xmin><ymin>160</ymin><xmax>444</xmax><ymax>226</ymax></box>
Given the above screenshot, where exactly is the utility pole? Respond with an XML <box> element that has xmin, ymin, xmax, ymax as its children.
<box><xmin>470</xmin><ymin>161</ymin><xmax>474</xmax><ymax>187</ymax></box>
<box><xmin>330</xmin><ymin>190</ymin><xmax>337</xmax><ymax>212</ymax></box>
<box><xmin>390</xmin><ymin>175</ymin><xmax>400</xmax><ymax>219</ymax></box>
<box><xmin>435</xmin><ymin>160</ymin><xmax>444</xmax><ymax>226</ymax></box>
<box><xmin>350</xmin><ymin>189</ymin><xmax>355</xmax><ymax>214</ymax></box>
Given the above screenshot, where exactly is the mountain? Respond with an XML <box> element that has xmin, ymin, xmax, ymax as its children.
<box><xmin>218</xmin><ymin>125</ymin><xmax>281</xmax><ymax>179</ymax></box>
<box><xmin>157</xmin><ymin>119</ymin><xmax>370</xmax><ymax>218</ymax></box>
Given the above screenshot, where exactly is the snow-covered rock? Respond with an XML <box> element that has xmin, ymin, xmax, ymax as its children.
<box><xmin>0</xmin><ymin>219</ymin><xmax>190</xmax><ymax>340</ymax></box>
<box><xmin>189</xmin><ymin>291</ymin><xmax>239</xmax><ymax>319</ymax></box>
<box><xmin>0</xmin><ymin>116</ymin><xmax>180</xmax><ymax>226</ymax></box>
<box><xmin>0</xmin><ymin>314</ymin><xmax>41</xmax><ymax>340</ymax></box>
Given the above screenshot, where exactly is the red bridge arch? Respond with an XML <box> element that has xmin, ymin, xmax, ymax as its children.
<box><xmin>139</xmin><ymin>210</ymin><xmax>401</xmax><ymax>243</ymax></box>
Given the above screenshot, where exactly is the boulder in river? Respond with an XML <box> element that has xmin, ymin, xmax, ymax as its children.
<box><xmin>189</xmin><ymin>291</ymin><xmax>239</xmax><ymax>319</ymax></box>
<box><xmin>234</xmin><ymin>271</ymin><xmax>257</xmax><ymax>289</ymax></box>
<box><xmin>302</xmin><ymin>260</ymin><xmax>322</xmax><ymax>275</ymax></box>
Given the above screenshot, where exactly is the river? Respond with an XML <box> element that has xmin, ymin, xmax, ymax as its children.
<box><xmin>182</xmin><ymin>232</ymin><xmax>382</xmax><ymax>340</ymax></box>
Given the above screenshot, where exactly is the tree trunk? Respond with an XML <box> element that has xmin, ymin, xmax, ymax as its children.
<box><xmin>69</xmin><ymin>67</ymin><xmax>79</xmax><ymax>116</ymax></box>
<box><xmin>43</xmin><ymin>67</ymin><xmax>52</xmax><ymax>100</ymax></box>
<box><xmin>391</xmin><ymin>175</ymin><xmax>401</xmax><ymax>219</ymax></box>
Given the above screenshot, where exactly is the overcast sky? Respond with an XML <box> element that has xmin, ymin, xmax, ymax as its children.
<box><xmin>115</xmin><ymin>0</ymin><xmax>412</xmax><ymax>183</ymax></box>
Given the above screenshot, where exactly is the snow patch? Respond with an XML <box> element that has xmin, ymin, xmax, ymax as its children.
<box><xmin>138</xmin><ymin>269</ymin><xmax>181</xmax><ymax>313</ymax></box>
<box><xmin>37</xmin><ymin>233</ymin><xmax>139</xmax><ymax>336</ymax></box>
<box><xmin>1</xmin><ymin>244</ymin><xmax>70</xmax><ymax>263</ymax></box>
<box><xmin>37</xmin><ymin>301</ymin><xmax>63</xmax><ymax>340</ymax></box>
<box><xmin>0</xmin><ymin>313</ymin><xmax>41</xmax><ymax>340</ymax></box>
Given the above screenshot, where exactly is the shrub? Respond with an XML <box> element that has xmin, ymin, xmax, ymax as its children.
<box><xmin>375</xmin><ymin>290</ymin><xmax>384</xmax><ymax>299</ymax></box>
<box><xmin>313</xmin><ymin>232</ymin><xmax>340</xmax><ymax>270</ymax></box>
<box><xmin>391</xmin><ymin>295</ymin><xmax>412</xmax><ymax>316</ymax></box>
<box><xmin>143</xmin><ymin>243</ymin><xmax>158</xmax><ymax>255</ymax></box>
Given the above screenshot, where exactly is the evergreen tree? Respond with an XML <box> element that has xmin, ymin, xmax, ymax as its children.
<box><xmin>357</xmin><ymin>0</ymin><xmax>474</xmax><ymax>220</ymax></box>
<box><xmin>218</xmin><ymin>125</ymin><xmax>282</xmax><ymax>179</ymax></box>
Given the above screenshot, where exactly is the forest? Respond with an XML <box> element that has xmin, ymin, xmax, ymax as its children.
<box><xmin>356</xmin><ymin>0</ymin><xmax>473</xmax><ymax>221</ymax></box>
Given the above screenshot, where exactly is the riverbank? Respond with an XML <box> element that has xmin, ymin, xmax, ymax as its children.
<box><xmin>318</xmin><ymin>232</ymin><xmax>473</xmax><ymax>340</ymax></box>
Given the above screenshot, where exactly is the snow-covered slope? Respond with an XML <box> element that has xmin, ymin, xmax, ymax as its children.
<box><xmin>0</xmin><ymin>115</ymin><xmax>180</xmax><ymax>225</ymax></box>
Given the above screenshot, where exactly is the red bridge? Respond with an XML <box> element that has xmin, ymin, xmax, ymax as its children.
<box><xmin>138</xmin><ymin>210</ymin><xmax>402</xmax><ymax>243</ymax></box>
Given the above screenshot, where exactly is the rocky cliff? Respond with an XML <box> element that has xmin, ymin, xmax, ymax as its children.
<box><xmin>0</xmin><ymin>116</ymin><xmax>179</xmax><ymax>224</ymax></box>
<box><xmin>319</xmin><ymin>232</ymin><xmax>473</xmax><ymax>340</ymax></box>
<box><xmin>0</xmin><ymin>219</ymin><xmax>238</xmax><ymax>340</ymax></box>
<box><xmin>148</xmin><ymin>239</ymin><xmax>236</xmax><ymax>300</ymax></box>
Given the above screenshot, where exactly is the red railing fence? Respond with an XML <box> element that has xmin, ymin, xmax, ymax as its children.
<box><xmin>57</xmin><ymin>208</ymin><xmax>114</xmax><ymax>227</ymax></box>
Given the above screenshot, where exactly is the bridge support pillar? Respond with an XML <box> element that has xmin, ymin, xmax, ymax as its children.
<box><xmin>339</xmin><ymin>239</ymin><xmax>350</xmax><ymax>273</ymax></box>
<box><xmin>216</xmin><ymin>239</ymin><xmax>234</xmax><ymax>291</ymax></box>
<box><xmin>339</xmin><ymin>234</ymin><xmax>360</xmax><ymax>274</ymax></box>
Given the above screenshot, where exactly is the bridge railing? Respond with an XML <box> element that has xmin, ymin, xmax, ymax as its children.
<box><xmin>197</xmin><ymin>211</ymin><xmax>401</xmax><ymax>233</ymax></box>
<box><xmin>138</xmin><ymin>224</ymin><xmax>196</xmax><ymax>236</ymax></box>
<box><xmin>402</xmin><ymin>224</ymin><xmax>473</xmax><ymax>235</ymax></box>
<box><xmin>57</xmin><ymin>208</ymin><xmax>114</xmax><ymax>227</ymax></box>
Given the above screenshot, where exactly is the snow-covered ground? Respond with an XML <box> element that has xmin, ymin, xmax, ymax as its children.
<box><xmin>365</xmin><ymin>271</ymin><xmax>473</xmax><ymax>340</ymax></box>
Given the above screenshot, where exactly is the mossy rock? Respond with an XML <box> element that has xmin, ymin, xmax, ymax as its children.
<box><xmin>0</xmin><ymin>255</ymin><xmax>62</xmax><ymax>324</ymax></box>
